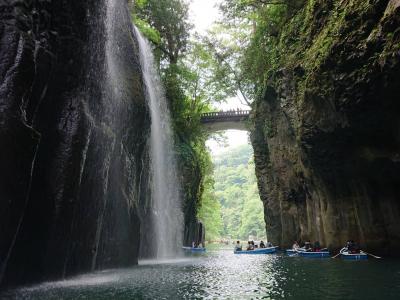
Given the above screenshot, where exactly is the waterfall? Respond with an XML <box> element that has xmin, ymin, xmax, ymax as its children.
<box><xmin>134</xmin><ymin>27</ymin><xmax>184</xmax><ymax>258</ymax></box>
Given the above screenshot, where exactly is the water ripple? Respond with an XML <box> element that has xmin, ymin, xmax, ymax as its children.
<box><xmin>2</xmin><ymin>248</ymin><xmax>400</xmax><ymax>299</ymax></box>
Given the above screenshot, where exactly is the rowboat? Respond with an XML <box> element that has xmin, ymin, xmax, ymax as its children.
<box><xmin>286</xmin><ymin>249</ymin><xmax>299</xmax><ymax>255</ymax></box>
<box><xmin>286</xmin><ymin>247</ymin><xmax>309</xmax><ymax>254</ymax></box>
<box><xmin>234</xmin><ymin>246</ymin><xmax>278</xmax><ymax>254</ymax></box>
<box><xmin>182</xmin><ymin>246</ymin><xmax>206</xmax><ymax>253</ymax></box>
<box><xmin>297</xmin><ymin>249</ymin><xmax>330</xmax><ymax>258</ymax></box>
<box><xmin>340</xmin><ymin>249</ymin><xmax>368</xmax><ymax>260</ymax></box>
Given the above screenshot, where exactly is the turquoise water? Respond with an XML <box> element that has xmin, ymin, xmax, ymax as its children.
<box><xmin>1</xmin><ymin>248</ymin><xmax>400</xmax><ymax>299</ymax></box>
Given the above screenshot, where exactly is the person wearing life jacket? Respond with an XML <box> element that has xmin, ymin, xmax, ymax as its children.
<box><xmin>346</xmin><ymin>240</ymin><xmax>360</xmax><ymax>254</ymax></box>
<box><xmin>313</xmin><ymin>241</ymin><xmax>321</xmax><ymax>252</ymax></box>
<box><xmin>304</xmin><ymin>241</ymin><xmax>312</xmax><ymax>251</ymax></box>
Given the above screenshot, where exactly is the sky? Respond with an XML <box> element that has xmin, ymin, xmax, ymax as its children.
<box><xmin>189</xmin><ymin>0</ymin><xmax>250</xmax><ymax>154</ymax></box>
<box><xmin>189</xmin><ymin>0</ymin><xmax>221</xmax><ymax>34</ymax></box>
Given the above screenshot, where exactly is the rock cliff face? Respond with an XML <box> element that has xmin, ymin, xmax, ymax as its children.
<box><xmin>251</xmin><ymin>0</ymin><xmax>400</xmax><ymax>254</ymax></box>
<box><xmin>0</xmin><ymin>0</ymin><xmax>149</xmax><ymax>286</ymax></box>
<box><xmin>178</xmin><ymin>140</ymin><xmax>206</xmax><ymax>247</ymax></box>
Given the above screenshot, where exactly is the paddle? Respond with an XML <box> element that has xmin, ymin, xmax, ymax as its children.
<box><xmin>361</xmin><ymin>251</ymin><xmax>382</xmax><ymax>259</ymax></box>
<box><xmin>331</xmin><ymin>247</ymin><xmax>346</xmax><ymax>259</ymax></box>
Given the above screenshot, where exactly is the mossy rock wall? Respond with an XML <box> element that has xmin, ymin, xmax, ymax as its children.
<box><xmin>250</xmin><ymin>0</ymin><xmax>400</xmax><ymax>254</ymax></box>
<box><xmin>176</xmin><ymin>139</ymin><xmax>206</xmax><ymax>247</ymax></box>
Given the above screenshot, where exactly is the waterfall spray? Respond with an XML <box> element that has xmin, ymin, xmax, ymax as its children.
<box><xmin>134</xmin><ymin>27</ymin><xmax>184</xmax><ymax>258</ymax></box>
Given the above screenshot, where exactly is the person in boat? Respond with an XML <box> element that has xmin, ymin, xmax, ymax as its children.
<box><xmin>313</xmin><ymin>241</ymin><xmax>321</xmax><ymax>252</ymax></box>
<box><xmin>266</xmin><ymin>241</ymin><xmax>273</xmax><ymax>247</ymax></box>
<box><xmin>345</xmin><ymin>240</ymin><xmax>360</xmax><ymax>253</ymax></box>
<box><xmin>292</xmin><ymin>241</ymin><xmax>300</xmax><ymax>250</ymax></box>
<box><xmin>247</xmin><ymin>241</ymin><xmax>254</xmax><ymax>251</ymax></box>
<box><xmin>260</xmin><ymin>240</ymin><xmax>266</xmax><ymax>248</ymax></box>
<box><xmin>235</xmin><ymin>241</ymin><xmax>242</xmax><ymax>251</ymax></box>
<box><xmin>198</xmin><ymin>242</ymin><xmax>203</xmax><ymax>249</ymax></box>
<box><xmin>246</xmin><ymin>241</ymin><xmax>251</xmax><ymax>250</ymax></box>
<box><xmin>304</xmin><ymin>241</ymin><xmax>312</xmax><ymax>251</ymax></box>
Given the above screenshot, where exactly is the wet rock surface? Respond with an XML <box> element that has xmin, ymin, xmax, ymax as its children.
<box><xmin>0</xmin><ymin>0</ymin><xmax>149</xmax><ymax>286</ymax></box>
<box><xmin>251</xmin><ymin>0</ymin><xmax>400</xmax><ymax>255</ymax></box>
<box><xmin>179</xmin><ymin>142</ymin><xmax>206</xmax><ymax>247</ymax></box>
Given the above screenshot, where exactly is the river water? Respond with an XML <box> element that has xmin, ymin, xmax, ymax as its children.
<box><xmin>1</xmin><ymin>247</ymin><xmax>399</xmax><ymax>299</ymax></box>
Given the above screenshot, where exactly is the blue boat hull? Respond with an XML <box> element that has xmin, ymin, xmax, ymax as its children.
<box><xmin>234</xmin><ymin>246</ymin><xmax>278</xmax><ymax>254</ymax></box>
<box><xmin>297</xmin><ymin>250</ymin><xmax>330</xmax><ymax>258</ymax></box>
<box><xmin>286</xmin><ymin>249</ymin><xmax>297</xmax><ymax>254</ymax></box>
<box><xmin>182</xmin><ymin>247</ymin><xmax>206</xmax><ymax>253</ymax></box>
<box><xmin>341</xmin><ymin>252</ymin><xmax>368</xmax><ymax>260</ymax></box>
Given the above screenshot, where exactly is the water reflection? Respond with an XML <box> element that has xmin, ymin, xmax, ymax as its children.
<box><xmin>2</xmin><ymin>248</ymin><xmax>400</xmax><ymax>299</ymax></box>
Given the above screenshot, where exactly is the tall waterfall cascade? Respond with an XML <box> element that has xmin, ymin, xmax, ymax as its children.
<box><xmin>134</xmin><ymin>27</ymin><xmax>184</xmax><ymax>258</ymax></box>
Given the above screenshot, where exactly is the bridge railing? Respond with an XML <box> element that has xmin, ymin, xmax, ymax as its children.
<box><xmin>201</xmin><ymin>110</ymin><xmax>251</xmax><ymax>119</ymax></box>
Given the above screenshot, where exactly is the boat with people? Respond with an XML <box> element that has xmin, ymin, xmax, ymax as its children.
<box><xmin>286</xmin><ymin>241</ymin><xmax>301</xmax><ymax>255</ymax></box>
<box><xmin>286</xmin><ymin>241</ymin><xmax>330</xmax><ymax>257</ymax></box>
<box><xmin>285</xmin><ymin>247</ymin><xmax>330</xmax><ymax>257</ymax></box>
<box><xmin>337</xmin><ymin>241</ymin><xmax>368</xmax><ymax>260</ymax></box>
<box><xmin>297</xmin><ymin>249</ymin><xmax>331</xmax><ymax>258</ymax></box>
<box><xmin>339</xmin><ymin>248</ymin><xmax>368</xmax><ymax>260</ymax></box>
<box><xmin>234</xmin><ymin>246</ymin><xmax>278</xmax><ymax>254</ymax></box>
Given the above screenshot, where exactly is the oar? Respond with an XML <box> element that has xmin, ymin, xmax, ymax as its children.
<box><xmin>361</xmin><ymin>251</ymin><xmax>382</xmax><ymax>259</ymax></box>
<box><xmin>331</xmin><ymin>247</ymin><xmax>346</xmax><ymax>259</ymax></box>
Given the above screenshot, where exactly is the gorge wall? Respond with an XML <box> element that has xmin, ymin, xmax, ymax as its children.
<box><xmin>0</xmin><ymin>0</ymin><xmax>150</xmax><ymax>286</ymax></box>
<box><xmin>251</xmin><ymin>0</ymin><xmax>400</xmax><ymax>255</ymax></box>
<box><xmin>177</xmin><ymin>139</ymin><xmax>206</xmax><ymax>247</ymax></box>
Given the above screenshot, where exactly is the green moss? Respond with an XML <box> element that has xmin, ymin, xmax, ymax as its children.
<box><xmin>254</xmin><ymin>0</ymin><xmax>398</xmax><ymax>107</ymax></box>
<box><xmin>263</xmin><ymin>119</ymin><xmax>277</xmax><ymax>138</ymax></box>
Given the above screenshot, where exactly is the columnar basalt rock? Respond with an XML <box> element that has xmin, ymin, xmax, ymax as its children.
<box><xmin>178</xmin><ymin>139</ymin><xmax>205</xmax><ymax>247</ymax></box>
<box><xmin>251</xmin><ymin>0</ymin><xmax>400</xmax><ymax>255</ymax></box>
<box><xmin>0</xmin><ymin>0</ymin><xmax>149</xmax><ymax>286</ymax></box>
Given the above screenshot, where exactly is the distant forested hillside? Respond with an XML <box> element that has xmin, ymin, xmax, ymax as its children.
<box><xmin>199</xmin><ymin>144</ymin><xmax>266</xmax><ymax>241</ymax></box>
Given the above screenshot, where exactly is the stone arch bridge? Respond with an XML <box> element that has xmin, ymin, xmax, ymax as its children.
<box><xmin>200</xmin><ymin>110</ymin><xmax>250</xmax><ymax>132</ymax></box>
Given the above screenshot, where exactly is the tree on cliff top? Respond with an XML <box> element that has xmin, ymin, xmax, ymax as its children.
<box><xmin>198</xmin><ymin>0</ymin><xmax>302</xmax><ymax>104</ymax></box>
<box><xmin>133</xmin><ymin>0</ymin><xmax>192</xmax><ymax>64</ymax></box>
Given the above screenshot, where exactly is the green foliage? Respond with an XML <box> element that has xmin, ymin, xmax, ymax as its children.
<box><xmin>133</xmin><ymin>18</ymin><xmax>161</xmax><ymax>45</ymax></box>
<box><xmin>133</xmin><ymin>0</ymin><xmax>192</xmax><ymax>64</ymax></box>
<box><xmin>135</xmin><ymin>0</ymin><xmax>147</xmax><ymax>9</ymax></box>
<box><xmin>200</xmin><ymin>0</ymin><xmax>301</xmax><ymax>104</ymax></box>
<box><xmin>202</xmin><ymin>22</ymin><xmax>254</xmax><ymax>105</ymax></box>
<box><xmin>132</xmin><ymin>0</ymin><xmax>300</xmax><ymax>242</ymax></box>
<box><xmin>197</xmin><ymin>167</ymin><xmax>224</xmax><ymax>241</ymax></box>
<box><xmin>131</xmin><ymin>0</ymin><xmax>220</xmax><ymax>131</ymax></box>
<box><xmin>243</xmin><ymin>4</ymin><xmax>287</xmax><ymax>89</ymax></box>
<box><xmin>199</xmin><ymin>144</ymin><xmax>266</xmax><ymax>241</ymax></box>
<box><xmin>131</xmin><ymin>0</ymin><xmax>216</xmax><ymax>231</ymax></box>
